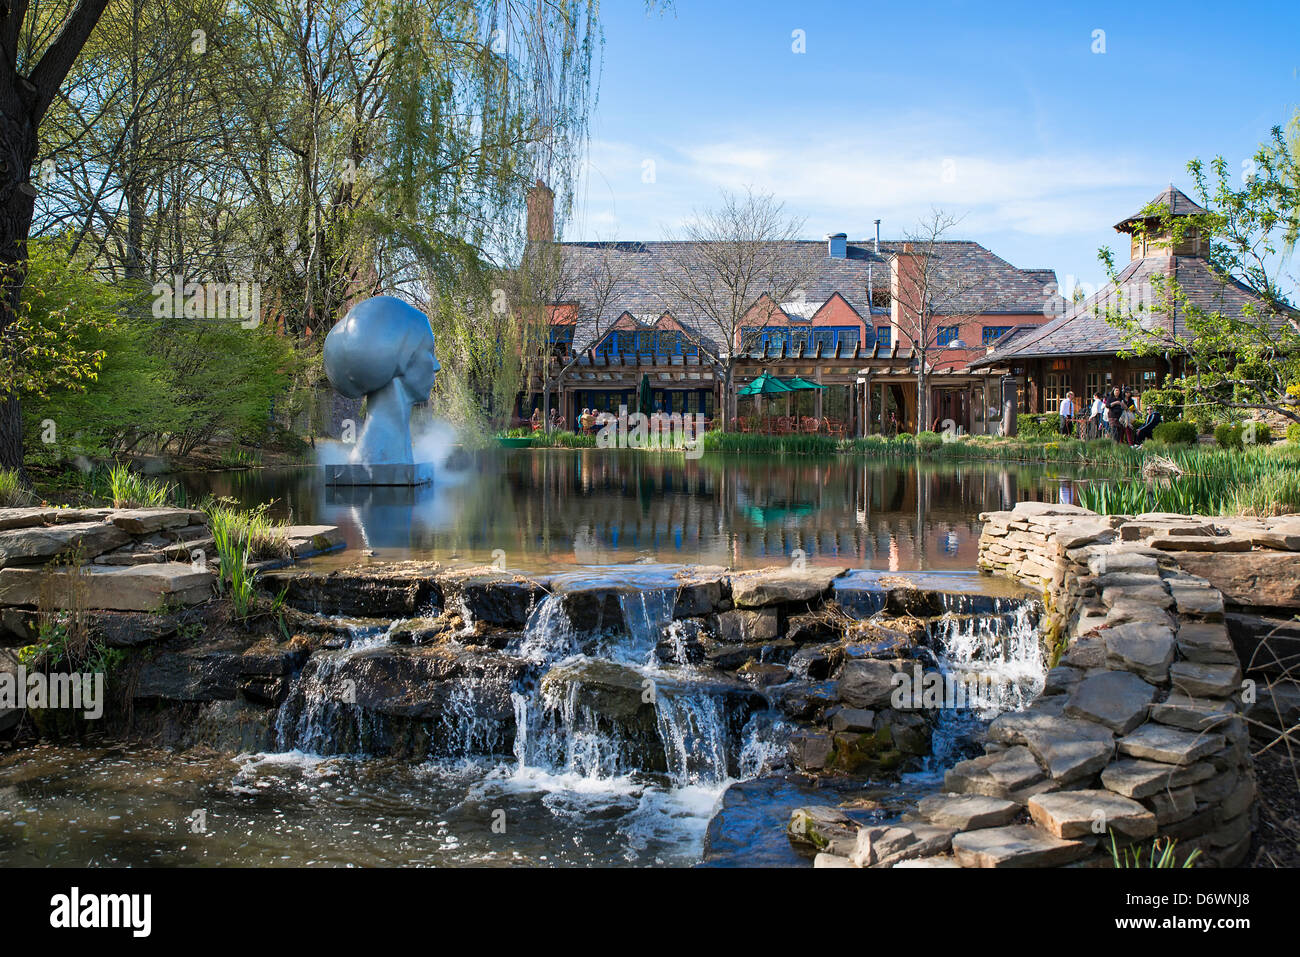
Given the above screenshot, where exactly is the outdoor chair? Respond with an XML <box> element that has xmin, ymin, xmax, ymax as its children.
<box><xmin>801</xmin><ymin>417</ymin><xmax>819</xmax><ymax>433</ymax></box>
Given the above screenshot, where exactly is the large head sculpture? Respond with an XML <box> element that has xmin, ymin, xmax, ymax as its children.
<box><xmin>324</xmin><ymin>296</ymin><xmax>439</xmax><ymax>465</ymax></box>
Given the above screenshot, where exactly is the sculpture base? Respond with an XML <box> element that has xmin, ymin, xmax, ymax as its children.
<box><xmin>323</xmin><ymin>462</ymin><xmax>435</xmax><ymax>487</ymax></box>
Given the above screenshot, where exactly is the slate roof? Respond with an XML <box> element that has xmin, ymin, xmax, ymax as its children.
<box><xmin>1115</xmin><ymin>185</ymin><xmax>1210</xmax><ymax>231</ymax></box>
<box><xmin>552</xmin><ymin>239</ymin><xmax>1057</xmax><ymax>353</ymax></box>
<box><xmin>972</xmin><ymin>253</ymin><xmax>1290</xmax><ymax>366</ymax></box>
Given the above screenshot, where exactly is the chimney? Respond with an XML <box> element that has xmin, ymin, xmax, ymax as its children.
<box><xmin>826</xmin><ymin>232</ymin><xmax>847</xmax><ymax>258</ymax></box>
<box><xmin>526</xmin><ymin>179</ymin><xmax>554</xmax><ymax>242</ymax></box>
<box><xmin>873</xmin><ymin>219</ymin><xmax>881</xmax><ymax>254</ymax></box>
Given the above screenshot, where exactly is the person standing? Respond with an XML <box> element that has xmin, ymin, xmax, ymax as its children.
<box><xmin>1058</xmin><ymin>391</ymin><xmax>1075</xmax><ymax>437</ymax></box>
<box><xmin>1107</xmin><ymin>388</ymin><xmax>1126</xmax><ymax>443</ymax></box>
<box><xmin>1089</xmin><ymin>391</ymin><xmax>1106</xmax><ymax>439</ymax></box>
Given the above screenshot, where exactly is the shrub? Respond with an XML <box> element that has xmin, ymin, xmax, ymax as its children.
<box><xmin>1017</xmin><ymin>413</ymin><xmax>1059</xmax><ymax>441</ymax></box>
<box><xmin>916</xmin><ymin>430</ymin><xmax>944</xmax><ymax>452</ymax></box>
<box><xmin>1214</xmin><ymin>423</ymin><xmax>1243</xmax><ymax>450</ymax></box>
<box><xmin>0</xmin><ymin>468</ymin><xmax>32</xmax><ymax>506</ymax></box>
<box><xmin>1243</xmin><ymin>422</ymin><xmax>1272</xmax><ymax>445</ymax></box>
<box><xmin>1151</xmin><ymin>421</ymin><xmax>1198</xmax><ymax>445</ymax></box>
<box><xmin>1288</xmin><ymin>422</ymin><xmax>1300</xmax><ymax>444</ymax></box>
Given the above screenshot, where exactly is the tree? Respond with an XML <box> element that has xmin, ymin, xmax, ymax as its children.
<box><xmin>893</xmin><ymin>209</ymin><xmax>1008</xmax><ymax>434</ymax></box>
<box><xmin>0</xmin><ymin>0</ymin><xmax>112</xmax><ymax>473</ymax></box>
<box><xmin>652</xmin><ymin>188</ymin><xmax>815</xmax><ymax>430</ymax></box>
<box><xmin>1097</xmin><ymin>127</ymin><xmax>1300</xmax><ymax>427</ymax></box>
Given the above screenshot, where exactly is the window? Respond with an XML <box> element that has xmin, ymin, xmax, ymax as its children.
<box><xmin>1044</xmin><ymin>373</ymin><xmax>1071</xmax><ymax>411</ymax></box>
<box><xmin>876</xmin><ymin>326</ymin><xmax>892</xmax><ymax>349</ymax></box>
<box><xmin>838</xmin><ymin>328</ymin><xmax>859</xmax><ymax>352</ymax></box>
<box><xmin>937</xmin><ymin>326</ymin><xmax>960</xmax><ymax>347</ymax></box>
<box><xmin>617</xmin><ymin>331</ymin><xmax>633</xmax><ymax>355</ymax></box>
<box><xmin>982</xmin><ymin>326</ymin><xmax>1011</xmax><ymax>347</ymax></box>
<box><xmin>1085</xmin><ymin>370</ymin><xmax>1112</xmax><ymax>397</ymax></box>
<box><xmin>655</xmin><ymin>331</ymin><xmax>675</xmax><ymax>355</ymax></box>
<box><xmin>634</xmin><ymin>331</ymin><xmax>651</xmax><ymax>353</ymax></box>
<box><xmin>813</xmin><ymin>329</ymin><xmax>835</xmax><ymax>353</ymax></box>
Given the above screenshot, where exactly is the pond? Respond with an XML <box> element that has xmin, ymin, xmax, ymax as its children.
<box><xmin>167</xmin><ymin>448</ymin><xmax>1097</xmax><ymax>572</ymax></box>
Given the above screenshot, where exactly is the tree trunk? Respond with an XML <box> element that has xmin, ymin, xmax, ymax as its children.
<box><xmin>0</xmin><ymin>114</ymin><xmax>39</xmax><ymax>475</ymax></box>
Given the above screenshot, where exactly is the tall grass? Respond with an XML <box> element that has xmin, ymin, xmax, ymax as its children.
<box><xmin>209</xmin><ymin>515</ymin><xmax>256</xmax><ymax>617</ymax></box>
<box><xmin>0</xmin><ymin>468</ymin><xmax>32</xmax><ymax>506</ymax></box>
<box><xmin>107</xmin><ymin>463</ymin><xmax>175</xmax><ymax>508</ymax></box>
<box><xmin>202</xmin><ymin>497</ymin><xmax>290</xmax><ymax>561</ymax></box>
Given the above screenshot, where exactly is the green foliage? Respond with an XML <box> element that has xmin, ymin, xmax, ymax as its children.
<box><xmin>1017</xmin><ymin>413</ymin><xmax>1060</xmax><ymax>440</ymax></box>
<box><xmin>916</xmin><ymin>430</ymin><xmax>944</xmax><ymax>452</ymax></box>
<box><xmin>0</xmin><ymin>468</ymin><xmax>31</xmax><ymax>506</ymax></box>
<box><xmin>1215</xmin><ymin>423</ymin><xmax>1244</xmax><ymax>449</ymax></box>
<box><xmin>202</xmin><ymin>497</ymin><xmax>289</xmax><ymax>562</ymax></box>
<box><xmin>106</xmin><ymin>464</ymin><xmax>175</xmax><ymax>509</ymax></box>
<box><xmin>1110</xmin><ymin>832</ymin><xmax>1200</xmax><ymax>869</ymax></box>
<box><xmin>1151</xmin><ymin>420</ymin><xmax>1198</xmax><ymax>445</ymax></box>
<box><xmin>20</xmin><ymin>618</ymin><xmax>125</xmax><ymax>677</ymax></box>
<box><xmin>1288</xmin><ymin>422</ymin><xmax>1300</xmax><ymax>443</ymax></box>
<box><xmin>1231</xmin><ymin>469</ymin><xmax>1300</xmax><ymax>516</ymax></box>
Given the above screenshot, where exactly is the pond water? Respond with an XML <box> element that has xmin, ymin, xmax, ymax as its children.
<box><xmin>0</xmin><ymin>450</ymin><xmax>1066</xmax><ymax>868</ymax></box>
<box><xmin>168</xmin><ymin>448</ymin><xmax>1094</xmax><ymax>572</ymax></box>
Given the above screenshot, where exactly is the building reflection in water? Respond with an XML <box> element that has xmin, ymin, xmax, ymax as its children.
<box><xmin>171</xmin><ymin>450</ymin><xmax>1095</xmax><ymax>573</ymax></box>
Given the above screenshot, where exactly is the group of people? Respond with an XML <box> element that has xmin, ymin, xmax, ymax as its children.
<box><xmin>529</xmin><ymin>407</ymin><xmax>616</xmax><ymax>433</ymax></box>
<box><xmin>1058</xmin><ymin>387</ymin><xmax>1160</xmax><ymax>445</ymax></box>
<box><xmin>527</xmin><ymin>407</ymin><xmax>565</xmax><ymax>431</ymax></box>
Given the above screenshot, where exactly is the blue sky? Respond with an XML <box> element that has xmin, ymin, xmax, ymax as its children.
<box><xmin>568</xmin><ymin>0</ymin><xmax>1300</xmax><ymax>295</ymax></box>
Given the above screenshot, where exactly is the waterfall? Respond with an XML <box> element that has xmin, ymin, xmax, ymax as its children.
<box><xmin>510</xmin><ymin>594</ymin><xmax>577</xmax><ymax>664</ymax></box>
<box><xmin>618</xmin><ymin>588</ymin><xmax>676</xmax><ymax>664</ymax></box>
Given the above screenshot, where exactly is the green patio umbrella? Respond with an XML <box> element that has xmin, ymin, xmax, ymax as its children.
<box><xmin>736</xmin><ymin>370</ymin><xmax>794</xmax><ymax>396</ymax></box>
<box><xmin>783</xmin><ymin>375</ymin><xmax>826</xmax><ymax>391</ymax></box>
<box><xmin>637</xmin><ymin>373</ymin><xmax>653</xmax><ymax>417</ymax></box>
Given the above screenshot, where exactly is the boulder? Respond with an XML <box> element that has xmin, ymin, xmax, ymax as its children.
<box><xmin>988</xmin><ymin>711</ymin><xmax>1114</xmax><ymax>783</ymax></box>
<box><xmin>1168</xmin><ymin>551</ymin><xmax>1300</xmax><ymax>609</ymax></box>
<box><xmin>944</xmin><ymin>745</ymin><xmax>1046</xmax><ymax>798</ymax></box>
<box><xmin>838</xmin><ymin>657</ymin><xmax>905</xmax><ymax>709</ymax></box>
<box><xmin>730</xmin><ymin>567</ymin><xmax>846</xmax><ymax>608</ymax></box>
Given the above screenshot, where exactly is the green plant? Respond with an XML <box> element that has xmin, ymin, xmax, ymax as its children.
<box><xmin>220</xmin><ymin>445</ymin><xmax>262</xmax><ymax>468</ymax></box>
<box><xmin>1017</xmin><ymin>413</ymin><xmax>1060</xmax><ymax>441</ymax></box>
<box><xmin>1288</xmin><ymin>421</ymin><xmax>1300</xmax><ymax>444</ymax></box>
<box><xmin>1214</xmin><ymin>423</ymin><xmax>1244</xmax><ymax>450</ymax></box>
<box><xmin>916</xmin><ymin>430</ymin><xmax>944</xmax><ymax>452</ymax></box>
<box><xmin>107</xmin><ymin>463</ymin><xmax>175</xmax><ymax>508</ymax></box>
<box><xmin>0</xmin><ymin>468</ymin><xmax>32</xmax><ymax>506</ymax></box>
<box><xmin>1110</xmin><ymin>832</ymin><xmax>1200</xmax><ymax>868</ymax></box>
<box><xmin>202</xmin><ymin>497</ymin><xmax>290</xmax><ymax>561</ymax></box>
<box><xmin>1245</xmin><ymin>421</ymin><xmax>1273</xmax><ymax>445</ymax></box>
<box><xmin>1151</xmin><ymin>420</ymin><xmax>1198</xmax><ymax>445</ymax></box>
<box><xmin>210</xmin><ymin>517</ymin><xmax>256</xmax><ymax>618</ymax></box>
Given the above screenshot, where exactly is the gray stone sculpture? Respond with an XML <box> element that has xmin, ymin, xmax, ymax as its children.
<box><xmin>322</xmin><ymin>295</ymin><xmax>439</xmax><ymax>485</ymax></box>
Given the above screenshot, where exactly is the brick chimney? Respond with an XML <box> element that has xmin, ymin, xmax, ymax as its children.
<box><xmin>526</xmin><ymin>179</ymin><xmax>555</xmax><ymax>242</ymax></box>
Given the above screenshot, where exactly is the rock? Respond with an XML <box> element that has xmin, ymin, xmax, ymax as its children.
<box><xmin>1168</xmin><ymin>660</ymin><xmax>1242</xmax><ymax>699</ymax></box>
<box><xmin>1063</xmin><ymin>671</ymin><xmax>1158</xmax><ymax>734</ymax></box>
<box><xmin>917</xmin><ymin>793</ymin><xmax>1021</xmax><ymax>830</ymax></box>
<box><xmin>281</xmin><ymin>525</ymin><xmax>345</xmax><ymax>558</ymax></box>
<box><xmin>654</xmin><ymin>618</ymin><xmax>709</xmax><ymax>665</ymax></box>
<box><xmin>1175</xmin><ymin>622</ymin><xmax>1237</xmax><ymax>664</ymax></box>
<box><xmin>830</xmin><ymin>707</ymin><xmax>876</xmax><ymax>732</ymax></box>
<box><xmin>771</xmin><ymin>681</ymin><xmax>838</xmax><ymax>723</ymax></box>
<box><xmin>787</xmin><ymin>642</ymin><xmax>837</xmax><ymax>679</ymax></box>
<box><xmin>788</xmin><ymin>806</ymin><xmax>857</xmax><ymax>849</ymax></box>
<box><xmin>0</xmin><ymin>521</ymin><xmax>132</xmax><ymax>568</ymax></box>
<box><xmin>1149</xmin><ymin>534</ymin><xmax>1251</xmax><ymax>552</ymax></box>
<box><xmin>838</xmin><ymin>658</ymin><xmax>904</xmax><ymax>709</ymax></box>
<box><xmin>85</xmin><ymin>609</ymin><xmax>183</xmax><ymax>648</ymax></box>
<box><xmin>730</xmin><ymin>567</ymin><xmax>846</xmax><ymax>608</ymax></box>
<box><xmin>812</xmin><ymin>853</ymin><xmax>856</xmax><ymax>868</ymax></box>
<box><xmin>0</xmin><ymin>562</ymin><xmax>214</xmax><ymax>611</ymax></box>
<box><xmin>1043</xmin><ymin>665</ymin><xmax>1083</xmax><ymax>696</ymax></box>
<box><xmin>944</xmin><ymin>745</ymin><xmax>1045</xmax><ymax>798</ymax></box>
<box><xmin>1148</xmin><ymin>694</ymin><xmax>1236</xmax><ymax>733</ymax></box>
<box><xmin>1011</xmin><ymin>502</ymin><xmax>1096</xmax><ymax>519</ymax></box>
<box><xmin>736</xmin><ymin>660</ymin><xmax>790</xmax><ymax>688</ymax></box>
<box><xmin>672</xmin><ymin>578</ymin><xmax>725</xmax><ymax>618</ymax></box>
<box><xmin>1144</xmin><ymin>787</ymin><xmax>1196</xmax><ymax>825</ymax></box>
<box><xmin>702</xmin><ymin>637</ymin><xmax>795</xmax><ymax>671</ymax></box>
<box><xmin>880</xmin><ymin>709</ymin><xmax>931</xmax><ymax>755</ymax></box>
<box><xmin>1117</xmin><ymin>723</ymin><xmax>1225</xmax><ymax>765</ymax></box>
<box><xmin>715</xmin><ymin>608</ymin><xmax>779</xmax><ymax>643</ymax></box>
<box><xmin>263</xmin><ymin>564</ymin><xmax>441</xmax><ymax>619</ymax></box>
<box><xmin>988</xmin><ymin>711</ymin><xmax>1114</xmax><ymax>783</ymax></box>
<box><xmin>1102</xmin><ymin>621</ymin><xmax>1176</xmax><ymax>682</ymax></box>
<box><xmin>107</xmin><ymin>508</ymin><xmax>201</xmax><ymax>535</ymax></box>
<box><xmin>0</xmin><ymin>508</ymin><xmax>58</xmax><ymax>531</ymax></box>
<box><xmin>1169</xmin><ymin>551</ymin><xmax>1300</xmax><ymax>609</ymax></box>
<box><xmin>1028</xmin><ymin>789</ymin><xmax>1157</xmax><ymax>839</ymax></box>
<box><xmin>1099</xmin><ymin>757</ymin><xmax>1215</xmax><ymax>798</ymax></box>
<box><xmin>454</xmin><ymin>575</ymin><xmax>548</xmax><ymax>628</ymax></box>
<box><xmin>1168</xmin><ymin>586</ymin><xmax>1225</xmax><ymax>620</ymax></box>
<box><xmin>850</xmin><ymin>823</ymin><xmax>956</xmax><ymax>867</ymax></box>
<box><xmin>891</xmin><ymin>856</ymin><xmax>962</xmax><ymax>868</ymax></box>
<box><xmin>785</xmin><ymin>613</ymin><xmax>838</xmax><ymax>646</ymax></box>
<box><xmin>787</xmin><ymin>731</ymin><xmax>835</xmax><ymax>770</ymax></box>
<box><xmin>951</xmin><ymin>825</ymin><xmax>1092</xmax><ymax>868</ymax></box>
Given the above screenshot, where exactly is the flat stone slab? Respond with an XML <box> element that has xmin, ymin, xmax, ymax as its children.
<box><xmin>1168</xmin><ymin>551</ymin><xmax>1300</xmax><ymax>609</ymax></box>
<box><xmin>1169</xmin><ymin>660</ymin><xmax>1242</xmax><ymax>699</ymax></box>
<box><xmin>951</xmin><ymin>825</ymin><xmax>1092</xmax><ymax>868</ymax></box>
<box><xmin>107</xmin><ymin>508</ymin><xmax>202</xmax><ymax>535</ymax></box>
<box><xmin>1149</xmin><ymin>534</ymin><xmax>1251</xmax><ymax>552</ymax></box>
<box><xmin>1168</xmin><ymin>586</ymin><xmax>1225</xmax><ymax>620</ymax></box>
<box><xmin>1064</xmin><ymin>671</ymin><xmax>1158</xmax><ymax>734</ymax></box>
<box><xmin>851</xmin><ymin>823</ymin><xmax>956</xmax><ymax>867</ymax></box>
<box><xmin>1103</xmin><ymin>621</ymin><xmax>1176</xmax><ymax>682</ymax></box>
<box><xmin>1117</xmin><ymin>722</ymin><xmax>1224</xmax><ymax>765</ymax></box>
<box><xmin>1100</xmin><ymin>757</ymin><xmax>1216</xmax><ymax>798</ymax></box>
<box><xmin>0</xmin><ymin>562</ymin><xmax>214</xmax><ymax>611</ymax></box>
<box><xmin>0</xmin><ymin>508</ymin><xmax>58</xmax><ymax>530</ymax></box>
<box><xmin>729</xmin><ymin>567</ymin><xmax>847</xmax><ymax>607</ymax></box>
<box><xmin>1148</xmin><ymin>694</ymin><xmax>1236</xmax><ymax>733</ymax></box>
<box><xmin>989</xmin><ymin>711</ymin><xmax>1115</xmax><ymax>783</ymax></box>
<box><xmin>891</xmin><ymin>856</ymin><xmax>962</xmax><ymax>868</ymax></box>
<box><xmin>282</xmin><ymin>525</ymin><xmax>346</xmax><ymax>558</ymax></box>
<box><xmin>917</xmin><ymin>794</ymin><xmax>1021</xmax><ymax>830</ymax></box>
<box><xmin>944</xmin><ymin>745</ymin><xmax>1046</xmax><ymax>798</ymax></box>
<box><xmin>0</xmin><ymin>521</ymin><xmax>133</xmax><ymax>569</ymax></box>
<box><xmin>1175</xmin><ymin>621</ymin><xmax>1236</xmax><ymax>663</ymax></box>
<box><xmin>1028</xmin><ymin>789</ymin><xmax>1157</xmax><ymax>839</ymax></box>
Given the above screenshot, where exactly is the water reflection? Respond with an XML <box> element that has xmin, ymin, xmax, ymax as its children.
<box><xmin>171</xmin><ymin>450</ymin><xmax>1091</xmax><ymax>572</ymax></box>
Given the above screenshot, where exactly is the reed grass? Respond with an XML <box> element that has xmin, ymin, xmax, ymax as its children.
<box><xmin>107</xmin><ymin>463</ymin><xmax>175</xmax><ymax>508</ymax></box>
